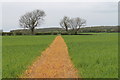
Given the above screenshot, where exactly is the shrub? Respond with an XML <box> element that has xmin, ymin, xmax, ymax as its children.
<box><xmin>2</xmin><ymin>32</ymin><xmax>13</xmax><ymax>36</ymax></box>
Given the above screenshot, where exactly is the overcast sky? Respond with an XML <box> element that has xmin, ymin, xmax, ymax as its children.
<box><xmin>1</xmin><ymin>2</ymin><xmax>118</xmax><ymax>31</ymax></box>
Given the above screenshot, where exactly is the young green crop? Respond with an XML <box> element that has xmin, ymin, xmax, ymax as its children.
<box><xmin>2</xmin><ymin>35</ymin><xmax>56</xmax><ymax>78</ymax></box>
<box><xmin>63</xmin><ymin>33</ymin><xmax>118</xmax><ymax>78</ymax></box>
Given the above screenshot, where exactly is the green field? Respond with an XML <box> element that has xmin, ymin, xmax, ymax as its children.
<box><xmin>2</xmin><ymin>35</ymin><xmax>56</xmax><ymax>78</ymax></box>
<box><xmin>63</xmin><ymin>33</ymin><xmax>118</xmax><ymax>78</ymax></box>
<box><xmin>2</xmin><ymin>33</ymin><xmax>118</xmax><ymax>78</ymax></box>
<box><xmin>0</xmin><ymin>36</ymin><xmax>2</xmax><ymax>80</ymax></box>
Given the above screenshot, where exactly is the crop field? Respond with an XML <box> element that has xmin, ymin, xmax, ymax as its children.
<box><xmin>2</xmin><ymin>35</ymin><xmax>56</xmax><ymax>78</ymax></box>
<box><xmin>2</xmin><ymin>33</ymin><xmax>118</xmax><ymax>78</ymax></box>
<box><xmin>63</xmin><ymin>33</ymin><xmax>118</xmax><ymax>78</ymax></box>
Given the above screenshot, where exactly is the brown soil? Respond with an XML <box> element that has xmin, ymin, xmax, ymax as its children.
<box><xmin>22</xmin><ymin>36</ymin><xmax>78</xmax><ymax>78</ymax></box>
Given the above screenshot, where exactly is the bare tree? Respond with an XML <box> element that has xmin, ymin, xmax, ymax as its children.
<box><xmin>70</xmin><ymin>17</ymin><xmax>86</xmax><ymax>34</ymax></box>
<box><xmin>60</xmin><ymin>16</ymin><xmax>86</xmax><ymax>34</ymax></box>
<box><xmin>19</xmin><ymin>9</ymin><xmax>46</xmax><ymax>35</ymax></box>
<box><xmin>60</xmin><ymin>16</ymin><xmax>70</xmax><ymax>32</ymax></box>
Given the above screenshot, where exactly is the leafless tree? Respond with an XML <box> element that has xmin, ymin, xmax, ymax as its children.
<box><xmin>70</xmin><ymin>17</ymin><xmax>86</xmax><ymax>34</ymax></box>
<box><xmin>19</xmin><ymin>9</ymin><xmax>46</xmax><ymax>35</ymax></box>
<box><xmin>60</xmin><ymin>16</ymin><xmax>86</xmax><ymax>34</ymax></box>
<box><xmin>60</xmin><ymin>16</ymin><xmax>70</xmax><ymax>32</ymax></box>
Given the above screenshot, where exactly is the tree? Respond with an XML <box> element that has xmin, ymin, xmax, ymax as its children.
<box><xmin>70</xmin><ymin>17</ymin><xmax>86</xmax><ymax>34</ymax></box>
<box><xmin>19</xmin><ymin>9</ymin><xmax>46</xmax><ymax>35</ymax></box>
<box><xmin>60</xmin><ymin>16</ymin><xmax>86</xmax><ymax>34</ymax></box>
<box><xmin>60</xmin><ymin>16</ymin><xmax>70</xmax><ymax>32</ymax></box>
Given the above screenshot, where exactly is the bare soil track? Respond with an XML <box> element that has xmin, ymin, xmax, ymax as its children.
<box><xmin>22</xmin><ymin>36</ymin><xmax>78</xmax><ymax>78</ymax></box>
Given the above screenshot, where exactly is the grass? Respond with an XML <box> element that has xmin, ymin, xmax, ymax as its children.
<box><xmin>0</xmin><ymin>36</ymin><xmax>2</xmax><ymax>79</ymax></box>
<box><xmin>63</xmin><ymin>33</ymin><xmax>118</xmax><ymax>78</ymax></box>
<box><xmin>2</xmin><ymin>35</ymin><xmax>56</xmax><ymax>78</ymax></box>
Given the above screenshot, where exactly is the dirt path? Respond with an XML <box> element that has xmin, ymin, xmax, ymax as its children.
<box><xmin>22</xmin><ymin>36</ymin><xmax>78</xmax><ymax>78</ymax></box>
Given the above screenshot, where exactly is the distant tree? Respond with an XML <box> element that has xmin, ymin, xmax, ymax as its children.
<box><xmin>60</xmin><ymin>16</ymin><xmax>70</xmax><ymax>32</ymax></box>
<box><xmin>70</xmin><ymin>17</ymin><xmax>86</xmax><ymax>34</ymax></box>
<box><xmin>60</xmin><ymin>16</ymin><xmax>86</xmax><ymax>34</ymax></box>
<box><xmin>19</xmin><ymin>9</ymin><xmax>46</xmax><ymax>35</ymax></box>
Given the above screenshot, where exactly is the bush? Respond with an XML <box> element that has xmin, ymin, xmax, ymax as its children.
<box><xmin>13</xmin><ymin>32</ymin><xmax>23</xmax><ymax>35</ymax></box>
<box><xmin>2</xmin><ymin>32</ymin><xmax>13</xmax><ymax>36</ymax></box>
<box><xmin>35</xmin><ymin>32</ymin><xmax>58</xmax><ymax>35</ymax></box>
<box><xmin>61</xmin><ymin>32</ymin><xmax>69</xmax><ymax>35</ymax></box>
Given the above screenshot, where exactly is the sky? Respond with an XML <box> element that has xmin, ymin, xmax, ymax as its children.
<box><xmin>0</xmin><ymin>1</ymin><xmax>118</xmax><ymax>32</ymax></box>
